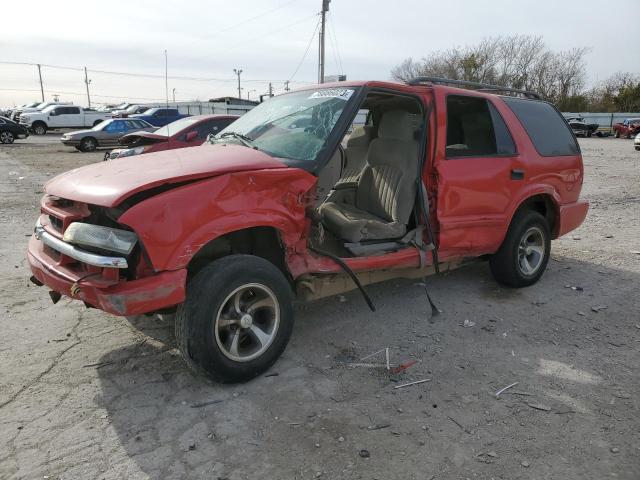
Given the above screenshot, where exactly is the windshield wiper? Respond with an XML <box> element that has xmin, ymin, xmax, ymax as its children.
<box><xmin>217</xmin><ymin>131</ymin><xmax>256</xmax><ymax>149</ymax></box>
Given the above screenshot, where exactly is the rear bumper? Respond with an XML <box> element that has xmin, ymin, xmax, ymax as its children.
<box><xmin>557</xmin><ymin>200</ymin><xmax>589</xmax><ymax>237</ymax></box>
<box><xmin>27</xmin><ymin>235</ymin><xmax>186</xmax><ymax>316</ymax></box>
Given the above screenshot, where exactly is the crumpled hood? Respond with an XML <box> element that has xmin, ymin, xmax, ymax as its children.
<box><xmin>45</xmin><ymin>144</ymin><xmax>287</xmax><ymax>207</ymax></box>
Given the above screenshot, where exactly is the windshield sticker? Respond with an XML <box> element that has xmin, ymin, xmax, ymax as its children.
<box><xmin>308</xmin><ymin>89</ymin><xmax>354</xmax><ymax>101</ymax></box>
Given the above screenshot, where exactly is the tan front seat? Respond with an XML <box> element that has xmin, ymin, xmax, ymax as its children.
<box><xmin>319</xmin><ymin>110</ymin><xmax>421</xmax><ymax>242</ymax></box>
<box><xmin>336</xmin><ymin>125</ymin><xmax>373</xmax><ymax>186</ymax></box>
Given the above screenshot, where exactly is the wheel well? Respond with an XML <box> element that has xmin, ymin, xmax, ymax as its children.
<box><xmin>515</xmin><ymin>195</ymin><xmax>558</xmax><ymax>238</ymax></box>
<box><xmin>32</xmin><ymin>120</ymin><xmax>46</xmax><ymax>127</ymax></box>
<box><xmin>187</xmin><ymin>227</ymin><xmax>290</xmax><ymax>282</ymax></box>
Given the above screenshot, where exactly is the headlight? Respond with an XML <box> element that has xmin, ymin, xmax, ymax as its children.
<box><xmin>117</xmin><ymin>146</ymin><xmax>146</xmax><ymax>158</ymax></box>
<box><xmin>63</xmin><ymin>223</ymin><xmax>138</xmax><ymax>255</ymax></box>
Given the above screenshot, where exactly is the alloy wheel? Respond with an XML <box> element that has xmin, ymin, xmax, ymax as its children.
<box><xmin>214</xmin><ymin>283</ymin><xmax>280</xmax><ymax>362</ymax></box>
<box><xmin>0</xmin><ymin>131</ymin><xmax>14</xmax><ymax>144</ymax></box>
<box><xmin>517</xmin><ymin>226</ymin><xmax>546</xmax><ymax>276</ymax></box>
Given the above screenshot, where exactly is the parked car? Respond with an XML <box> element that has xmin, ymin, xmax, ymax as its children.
<box><xmin>19</xmin><ymin>105</ymin><xmax>112</xmax><ymax>135</ymax></box>
<box><xmin>0</xmin><ymin>116</ymin><xmax>29</xmax><ymax>143</ymax></box>
<box><xmin>566</xmin><ymin>117</ymin><xmax>599</xmax><ymax>137</ymax></box>
<box><xmin>27</xmin><ymin>79</ymin><xmax>588</xmax><ymax>383</ymax></box>
<box><xmin>130</xmin><ymin>107</ymin><xmax>189</xmax><ymax>127</ymax></box>
<box><xmin>634</xmin><ymin>132</ymin><xmax>640</xmax><ymax>151</ymax></box>
<box><xmin>612</xmin><ymin>118</ymin><xmax>640</xmax><ymax>138</ymax></box>
<box><xmin>104</xmin><ymin>114</ymin><xmax>238</xmax><ymax>160</ymax></box>
<box><xmin>60</xmin><ymin>118</ymin><xmax>156</xmax><ymax>152</ymax></box>
<box><xmin>4</xmin><ymin>102</ymin><xmax>39</xmax><ymax>120</ymax></box>
<box><xmin>111</xmin><ymin>104</ymin><xmax>154</xmax><ymax>118</ymax></box>
<box><xmin>12</xmin><ymin>101</ymin><xmax>72</xmax><ymax>122</ymax></box>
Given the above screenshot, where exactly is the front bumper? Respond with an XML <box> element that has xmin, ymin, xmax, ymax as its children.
<box><xmin>61</xmin><ymin>138</ymin><xmax>81</xmax><ymax>147</ymax></box>
<box><xmin>27</xmin><ymin>234</ymin><xmax>187</xmax><ymax>316</ymax></box>
<box><xmin>557</xmin><ymin>200</ymin><xmax>589</xmax><ymax>237</ymax></box>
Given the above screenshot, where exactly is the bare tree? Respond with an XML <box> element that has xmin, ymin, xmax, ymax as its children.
<box><xmin>390</xmin><ymin>35</ymin><xmax>588</xmax><ymax>105</ymax></box>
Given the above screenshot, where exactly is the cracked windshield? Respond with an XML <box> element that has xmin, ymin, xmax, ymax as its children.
<box><xmin>211</xmin><ymin>87</ymin><xmax>356</xmax><ymax>162</ymax></box>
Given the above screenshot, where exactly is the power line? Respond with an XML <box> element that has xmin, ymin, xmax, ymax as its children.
<box><xmin>327</xmin><ymin>12</ymin><xmax>344</xmax><ymax>75</ymax></box>
<box><xmin>288</xmin><ymin>17</ymin><xmax>321</xmax><ymax>82</ymax></box>
<box><xmin>0</xmin><ymin>60</ymin><xmax>315</xmax><ymax>84</ymax></box>
<box><xmin>0</xmin><ymin>87</ymin><xmax>165</xmax><ymax>101</ymax></box>
<box><xmin>215</xmin><ymin>0</ymin><xmax>301</xmax><ymax>34</ymax></box>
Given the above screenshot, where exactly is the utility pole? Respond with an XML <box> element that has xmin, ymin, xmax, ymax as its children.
<box><xmin>84</xmin><ymin>67</ymin><xmax>92</xmax><ymax>107</ymax></box>
<box><xmin>247</xmin><ymin>89</ymin><xmax>256</xmax><ymax>100</ymax></box>
<box><xmin>318</xmin><ymin>0</ymin><xmax>330</xmax><ymax>84</ymax></box>
<box><xmin>36</xmin><ymin>64</ymin><xmax>44</xmax><ymax>102</ymax></box>
<box><xmin>233</xmin><ymin>68</ymin><xmax>243</xmax><ymax>99</ymax></box>
<box><xmin>172</xmin><ymin>88</ymin><xmax>176</xmax><ymax>102</ymax></box>
<box><xmin>268</xmin><ymin>82</ymin><xmax>273</xmax><ymax>97</ymax></box>
<box><xmin>284</xmin><ymin>80</ymin><xmax>290</xmax><ymax>92</ymax></box>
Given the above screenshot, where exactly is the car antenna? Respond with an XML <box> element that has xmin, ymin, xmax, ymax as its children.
<box><xmin>164</xmin><ymin>49</ymin><xmax>171</xmax><ymax>150</ymax></box>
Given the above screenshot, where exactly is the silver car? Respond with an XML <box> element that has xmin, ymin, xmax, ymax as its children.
<box><xmin>60</xmin><ymin>118</ymin><xmax>156</xmax><ymax>152</ymax></box>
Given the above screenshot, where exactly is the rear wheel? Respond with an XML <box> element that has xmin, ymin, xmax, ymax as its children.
<box><xmin>489</xmin><ymin>210</ymin><xmax>550</xmax><ymax>287</ymax></box>
<box><xmin>175</xmin><ymin>254</ymin><xmax>294</xmax><ymax>383</ymax></box>
<box><xmin>32</xmin><ymin>122</ymin><xmax>47</xmax><ymax>135</ymax></box>
<box><xmin>79</xmin><ymin>137</ymin><xmax>98</xmax><ymax>152</ymax></box>
<box><xmin>0</xmin><ymin>131</ymin><xmax>14</xmax><ymax>144</ymax></box>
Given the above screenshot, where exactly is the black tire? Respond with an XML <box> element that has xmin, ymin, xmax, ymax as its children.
<box><xmin>175</xmin><ymin>254</ymin><xmax>294</xmax><ymax>383</ymax></box>
<box><xmin>0</xmin><ymin>131</ymin><xmax>14</xmax><ymax>144</ymax></box>
<box><xmin>614</xmin><ymin>130</ymin><xmax>620</xmax><ymax>138</ymax></box>
<box><xmin>79</xmin><ymin>137</ymin><xmax>98</xmax><ymax>152</ymax></box>
<box><xmin>489</xmin><ymin>210</ymin><xmax>550</xmax><ymax>288</ymax></box>
<box><xmin>32</xmin><ymin>122</ymin><xmax>47</xmax><ymax>135</ymax></box>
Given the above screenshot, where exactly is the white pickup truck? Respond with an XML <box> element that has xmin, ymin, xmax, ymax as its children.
<box><xmin>19</xmin><ymin>105</ymin><xmax>112</xmax><ymax>135</ymax></box>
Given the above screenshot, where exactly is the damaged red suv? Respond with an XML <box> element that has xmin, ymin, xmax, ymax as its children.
<box><xmin>28</xmin><ymin>78</ymin><xmax>588</xmax><ymax>383</ymax></box>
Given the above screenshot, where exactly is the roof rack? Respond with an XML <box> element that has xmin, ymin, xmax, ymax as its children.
<box><xmin>407</xmin><ymin>76</ymin><xmax>541</xmax><ymax>100</ymax></box>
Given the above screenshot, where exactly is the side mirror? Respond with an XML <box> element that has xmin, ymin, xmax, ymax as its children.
<box><xmin>185</xmin><ymin>131</ymin><xmax>198</xmax><ymax>142</ymax></box>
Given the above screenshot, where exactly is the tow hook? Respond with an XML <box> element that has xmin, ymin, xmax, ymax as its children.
<box><xmin>29</xmin><ymin>275</ymin><xmax>44</xmax><ymax>287</ymax></box>
<box><xmin>48</xmin><ymin>291</ymin><xmax>62</xmax><ymax>304</ymax></box>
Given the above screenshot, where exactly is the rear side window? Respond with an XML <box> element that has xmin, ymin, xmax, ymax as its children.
<box><xmin>446</xmin><ymin>95</ymin><xmax>516</xmax><ymax>158</ymax></box>
<box><xmin>503</xmin><ymin>98</ymin><xmax>579</xmax><ymax>156</ymax></box>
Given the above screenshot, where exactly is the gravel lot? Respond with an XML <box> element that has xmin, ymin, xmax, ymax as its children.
<box><xmin>1</xmin><ymin>135</ymin><xmax>639</xmax><ymax>479</ymax></box>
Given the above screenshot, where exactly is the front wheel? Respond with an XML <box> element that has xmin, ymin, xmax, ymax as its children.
<box><xmin>175</xmin><ymin>254</ymin><xmax>294</xmax><ymax>383</ymax></box>
<box><xmin>79</xmin><ymin>137</ymin><xmax>97</xmax><ymax>152</ymax></box>
<box><xmin>489</xmin><ymin>210</ymin><xmax>550</xmax><ymax>287</ymax></box>
<box><xmin>0</xmin><ymin>131</ymin><xmax>15</xmax><ymax>144</ymax></box>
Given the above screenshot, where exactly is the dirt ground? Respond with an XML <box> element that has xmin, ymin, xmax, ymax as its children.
<box><xmin>0</xmin><ymin>134</ymin><xmax>638</xmax><ymax>480</ymax></box>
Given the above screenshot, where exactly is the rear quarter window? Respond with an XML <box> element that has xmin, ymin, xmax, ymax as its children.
<box><xmin>503</xmin><ymin>98</ymin><xmax>579</xmax><ymax>156</ymax></box>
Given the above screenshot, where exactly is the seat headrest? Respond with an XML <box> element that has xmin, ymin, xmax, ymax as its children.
<box><xmin>347</xmin><ymin>125</ymin><xmax>373</xmax><ymax>148</ymax></box>
<box><xmin>378</xmin><ymin>110</ymin><xmax>421</xmax><ymax>141</ymax></box>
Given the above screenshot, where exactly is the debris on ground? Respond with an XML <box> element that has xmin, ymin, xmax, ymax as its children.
<box><xmin>359</xmin><ymin>449</ymin><xmax>370</xmax><ymax>458</ymax></box>
<box><xmin>462</xmin><ymin>319</ymin><xmax>476</xmax><ymax>328</ymax></box>
<box><xmin>390</xmin><ymin>360</ymin><xmax>417</xmax><ymax>375</ymax></box>
<box><xmin>190</xmin><ymin>399</ymin><xmax>224</xmax><ymax>408</ymax></box>
<box><xmin>610</xmin><ymin>447</ymin><xmax>620</xmax><ymax>453</ymax></box>
<box><xmin>527</xmin><ymin>403</ymin><xmax>552</xmax><ymax>412</ymax></box>
<box><xmin>521</xmin><ymin>460</ymin><xmax>530</xmax><ymax>468</ymax></box>
<box><xmin>447</xmin><ymin>415</ymin><xmax>472</xmax><ymax>434</ymax></box>
<box><xmin>591</xmin><ymin>305</ymin><xmax>608</xmax><ymax>313</ymax></box>
<box><xmin>495</xmin><ymin>381</ymin><xmax>519</xmax><ymax>397</ymax></box>
<box><xmin>366</xmin><ymin>424</ymin><xmax>390</xmax><ymax>431</ymax></box>
<box><xmin>393</xmin><ymin>379</ymin><xmax>431</xmax><ymax>389</ymax></box>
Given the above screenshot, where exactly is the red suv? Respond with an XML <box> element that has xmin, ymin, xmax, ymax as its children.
<box><xmin>28</xmin><ymin>78</ymin><xmax>588</xmax><ymax>383</ymax></box>
<box><xmin>104</xmin><ymin>114</ymin><xmax>239</xmax><ymax>160</ymax></box>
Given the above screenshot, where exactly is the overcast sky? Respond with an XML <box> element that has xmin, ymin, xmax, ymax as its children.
<box><xmin>1</xmin><ymin>0</ymin><xmax>637</xmax><ymax>107</ymax></box>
